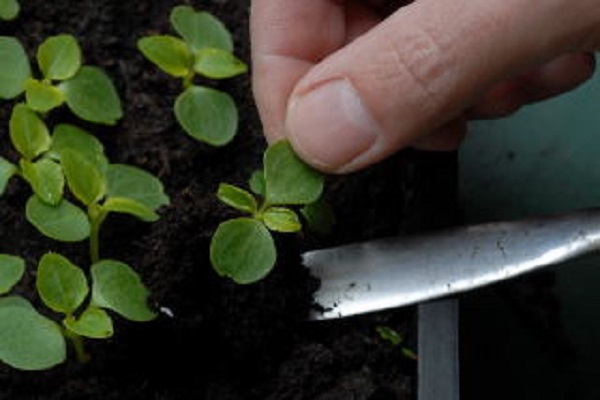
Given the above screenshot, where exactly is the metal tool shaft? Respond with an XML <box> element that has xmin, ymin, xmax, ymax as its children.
<box><xmin>306</xmin><ymin>208</ymin><xmax>600</xmax><ymax>320</ymax></box>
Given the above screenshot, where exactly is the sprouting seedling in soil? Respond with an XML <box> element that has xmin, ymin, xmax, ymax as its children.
<box><xmin>210</xmin><ymin>140</ymin><xmax>334</xmax><ymax>284</ymax></box>
<box><xmin>0</xmin><ymin>252</ymin><xmax>155</xmax><ymax>370</ymax></box>
<box><xmin>0</xmin><ymin>0</ymin><xmax>19</xmax><ymax>20</ymax></box>
<box><xmin>0</xmin><ymin>123</ymin><xmax>169</xmax><ymax>263</ymax></box>
<box><xmin>137</xmin><ymin>5</ymin><xmax>247</xmax><ymax>146</ymax></box>
<box><xmin>376</xmin><ymin>326</ymin><xmax>418</xmax><ymax>361</ymax></box>
<box><xmin>0</xmin><ymin>34</ymin><xmax>122</xmax><ymax>124</ymax></box>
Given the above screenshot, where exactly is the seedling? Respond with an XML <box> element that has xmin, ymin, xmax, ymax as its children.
<box><xmin>1</xmin><ymin>122</ymin><xmax>168</xmax><ymax>258</ymax></box>
<box><xmin>138</xmin><ymin>5</ymin><xmax>247</xmax><ymax>146</ymax></box>
<box><xmin>210</xmin><ymin>140</ymin><xmax>333</xmax><ymax>284</ymax></box>
<box><xmin>376</xmin><ymin>325</ymin><xmax>418</xmax><ymax>361</ymax></box>
<box><xmin>0</xmin><ymin>0</ymin><xmax>18</xmax><ymax>20</ymax></box>
<box><xmin>0</xmin><ymin>35</ymin><xmax>167</xmax><ymax>371</ymax></box>
<box><xmin>0</xmin><ymin>34</ymin><xmax>122</xmax><ymax>124</ymax></box>
<box><xmin>0</xmin><ymin>252</ymin><xmax>155</xmax><ymax>370</ymax></box>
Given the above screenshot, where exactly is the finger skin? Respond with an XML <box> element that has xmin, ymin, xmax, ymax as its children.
<box><xmin>253</xmin><ymin>0</ymin><xmax>600</xmax><ymax>173</ymax></box>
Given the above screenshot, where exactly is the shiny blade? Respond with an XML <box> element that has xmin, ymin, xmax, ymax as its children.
<box><xmin>305</xmin><ymin>208</ymin><xmax>600</xmax><ymax>320</ymax></box>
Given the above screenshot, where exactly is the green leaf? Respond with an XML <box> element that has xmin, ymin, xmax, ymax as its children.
<box><xmin>64</xmin><ymin>307</ymin><xmax>113</xmax><ymax>339</ymax></box>
<box><xmin>9</xmin><ymin>103</ymin><xmax>51</xmax><ymax>160</ymax></box>
<box><xmin>49</xmin><ymin>124</ymin><xmax>108</xmax><ymax>173</ymax></box>
<box><xmin>248</xmin><ymin>170</ymin><xmax>266</xmax><ymax>197</ymax></box>
<box><xmin>0</xmin><ymin>0</ymin><xmax>19</xmax><ymax>20</ymax></box>
<box><xmin>0</xmin><ymin>254</ymin><xmax>25</xmax><ymax>295</ymax></box>
<box><xmin>101</xmin><ymin>197</ymin><xmax>159</xmax><ymax>222</ymax></box>
<box><xmin>20</xmin><ymin>158</ymin><xmax>64</xmax><ymax>205</ymax></box>
<box><xmin>210</xmin><ymin>218</ymin><xmax>276</xmax><ymax>284</ymax></box>
<box><xmin>91</xmin><ymin>260</ymin><xmax>156</xmax><ymax>322</ymax></box>
<box><xmin>175</xmin><ymin>85</ymin><xmax>237</xmax><ymax>146</ymax></box>
<box><xmin>36</xmin><ymin>253</ymin><xmax>88</xmax><ymax>315</ymax></box>
<box><xmin>376</xmin><ymin>326</ymin><xmax>403</xmax><ymax>346</ymax></box>
<box><xmin>193</xmin><ymin>48</ymin><xmax>247</xmax><ymax>79</ymax></box>
<box><xmin>170</xmin><ymin>5</ymin><xmax>233</xmax><ymax>52</ymax></box>
<box><xmin>25</xmin><ymin>79</ymin><xmax>65</xmax><ymax>112</ymax></box>
<box><xmin>0</xmin><ymin>296</ymin><xmax>66</xmax><ymax>370</ymax></box>
<box><xmin>262</xmin><ymin>207</ymin><xmax>302</xmax><ymax>233</ymax></box>
<box><xmin>61</xmin><ymin>149</ymin><xmax>106</xmax><ymax>206</ymax></box>
<box><xmin>217</xmin><ymin>183</ymin><xmax>257</xmax><ymax>214</ymax></box>
<box><xmin>0</xmin><ymin>36</ymin><xmax>30</xmax><ymax>99</ymax></box>
<box><xmin>37</xmin><ymin>34</ymin><xmax>82</xmax><ymax>81</ymax></box>
<box><xmin>26</xmin><ymin>196</ymin><xmax>90</xmax><ymax>242</ymax></box>
<box><xmin>105</xmin><ymin>164</ymin><xmax>169</xmax><ymax>211</ymax></box>
<box><xmin>0</xmin><ymin>157</ymin><xmax>17</xmax><ymax>195</ymax></box>
<box><xmin>59</xmin><ymin>66</ymin><xmax>123</xmax><ymax>125</ymax></box>
<box><xmin>300</xmin><ymin>199</ymin><xmax>335</xmax><ymax>235</ymax></box>
<box><xmin>137</xmin><ymin>35</ymin><xmax>193</xmax><ymax>78</ymax></box>
<box><xmin>264</xmin><ymin>140</ymin><xmax>324</xmax><ymax>205</ymax></box>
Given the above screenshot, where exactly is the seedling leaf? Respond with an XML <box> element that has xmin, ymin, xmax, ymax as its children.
<box><xmin>0</xmin><ymin>296</ymin><xmax>66</xmax><ymax>370</ymax></box>
<box><xmin>262</xmin><ymin>207</ymin><xmax>302</xmax><ymax>233</ymax></box>
<box><xmin>20</xmin><ymin>158</ymin><xmax>64</xmax><ymax>206</ymax></box>
<box><xmin>25</xmin><ymin>79</ymin><xmax>65</xmax><ymax>112</ymax></box>
<box><xmin>210</xmin><ymin>218</ymin><xmax>276</xmax><ymax>284</ymax></box>
<box><xmin>217</xmin><ymin>183</ymin><xmax>257</xmax><ymax>215</ymax></box>
<box><xmin>37</xmin><ymin>34</ymin><xmax>82</xmax><ymax>81</ymax></box>
<box><xmin>64</xmin><ymin>306</ymin><xmax>113</xmax><ymax>339</ymax></box>
<box><xmin>60</xmin><ymin>66</ymin><xmax>123</xmax><ymax>125</ymax></box>
<box><xmin>0</xmin><ymin>157</ymin><xmax>17</xmax><ymax>195</ymax></box>
<box><xmin>26</xmin><ymin>196</ymin><xmax>90</xmax><ymax>242</ymax></box>
<box><xmin>105</xmin><ymin>164</ymin><xmax>169</xmax><ymax>211</ymax></box>
<box><xmin>170</xmin><ymin>6</ymin><xmax>233</xmax><ymax>52</ymax></box>
<box><xmin>248</xmin><ymin>170</ymin><xmax>266</xmax><ymax>197</ymax></box>
<box><xmin>9</xmin><ymin>103</ymin><xmax>51</xmax><ymax>160</ymax></box>
<box><xmin>137</xmin><ymin>35</ymin><xmax>193</xmax><ymax>78</ymax></box>
<box><xmin>193</xmin><ymin>48</ymin><xmax>247</xmax><ymax>79</ymax></box>
<box><xmin>36</xmin><ymin>253</ymin><xmax>88</xmax><ymax>314</ymax></box>
<box><xmin>175</xmin><ymin>85</ymin><xmax>237</xmax><ymax>146</ymax></box>
<box><xmin>0</xmin><ymin>36</ymin><xmax>30</xmax><ymax>99</ymax></box>
<box><xmin>0</xmin><ymin>254</ymin><xmax>25</xmax><ymax>294</ymax></box>
<box><xmin>0</xmin><ymin>0</ymin><xmax>19</xmax><ymax>20</ymax></box>
<box><xmin>101</xmin><ymin>197</ymin><xmax>159</xmax><ymax>222</ymax></box>
<box><xmin>264</xmin><ymin>140</ymin><xmax>324</xmax><ymax>205</ymax></box>
<box><xmin>49</xmin><ymin>124</ymin><xmax>108</xmax><ymax>173</ymax></box>
<box><xmin>61</xmin><ymin>149</ymin><xmax>106</xmax><ymax>206</ymax></box>
<box><xmin>91</xmin><ymin>260</ymin><xmax>156</xmax><ymax>322</ymax></box>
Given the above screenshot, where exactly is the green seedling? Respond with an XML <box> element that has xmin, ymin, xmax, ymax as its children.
<box><xmin>376</xmin><ymin>326</ymin><xmax>418</xmax><ymax>361</ymax></box>
<box><xmin>0</xmin><ymin>34</ymin><xmax>122</xmax><ymax>124</ymax></box>
<box><xmin>138</xmin><ymin>5</ymin><xmax>247</xmax><ymax>146</ymax></box>
<box><xmin>0</xmin><ymin>0</ymin><xmax>19</xmax><ymax>20</ymax></box>
<box><xmin>1</xmin><ymin>123</ymin><xmax>169</xmax><ymax>261</ymax></box>
<box><xmin>0</xmin><ymin>253</ymin><xmax>155</xmax><ymax>370</ymax></box>
<box><xmin>210</xmin><ymin>140</ymin><xmax>333</xmax><ymax>284</ymax></box>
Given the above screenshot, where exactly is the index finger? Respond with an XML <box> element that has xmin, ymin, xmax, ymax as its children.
<box><xmin>250</xmin><ymin>0</ymin><xmax>347</xmax><ymax>141</ymax></box>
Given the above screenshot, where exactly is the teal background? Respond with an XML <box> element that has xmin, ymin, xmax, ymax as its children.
<box><xmin>459</xmin><ymin>69</ymin><xmax>600</xmax><ymax>399</ymax></box>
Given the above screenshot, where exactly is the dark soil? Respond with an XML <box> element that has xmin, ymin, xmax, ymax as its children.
<box><xmin>0</xmin><ymin>1</ymin><xmax>457</xmax><ymax>399</ymax></box>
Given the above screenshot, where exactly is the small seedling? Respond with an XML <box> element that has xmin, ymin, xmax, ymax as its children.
<box><xmin>0</xmin><ymin>0</ymin><xmax>19</xmax><ymax>20</ymax></box>
<box><xmin>376</xmin><ymin>325</ymin><xmax>418</xmax><ymax>361</ymax></box>
<box><xmin>0</xmin><ymin>252</ymin><xmax>155</xmax><ymax>370</ymax></box>
<box><xmin>210</xmin><ymin>140</ymin><xmax>333</xmax><ymax>284</ymax></box>
<box><xmin>138</xmin><ymin>5</ymin><xmax>247</xmax><ymax>146</ymax></box>
<box><xmin>0</xmin><ymin>34</ymin><xmax>122</xmax><ymax>124</ymax></box>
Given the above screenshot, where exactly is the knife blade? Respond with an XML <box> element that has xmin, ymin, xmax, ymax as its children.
<box><xmin>305</xmin><ymin>207</ymin><xmax>600</xmax><ymax>320</ymax></box>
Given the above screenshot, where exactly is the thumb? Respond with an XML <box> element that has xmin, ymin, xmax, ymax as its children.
<box><xmin>285</xmin><ymin>0</ymin><xmax>594</xmax><ymax>173</ymax></box>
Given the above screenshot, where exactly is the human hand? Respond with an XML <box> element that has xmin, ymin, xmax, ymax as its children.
<box><xmin>251</xmin><ymin>0</ymin><xmax>598</xmax><ymax>173</ymax></box>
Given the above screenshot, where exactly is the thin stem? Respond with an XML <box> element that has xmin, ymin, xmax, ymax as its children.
<box><xmin>63</xmin><ymin>327</ymin><xmax>90</xmax><ymax>364</ymax></box>
<box><xmin>182</xmin><ymin>70</ymin><xmax>195</xmax><ymax>90</ymax></box>
<box><xmin>88</xmin><ymin>205</ymin><xmax>107</xmax><ymax>264</ymax></box>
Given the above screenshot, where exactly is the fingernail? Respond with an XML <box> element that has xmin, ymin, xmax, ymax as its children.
<box><xmin>286</xmin><ymin>78</ymin><xmax>380</xmax><ymax>172</ymax></box>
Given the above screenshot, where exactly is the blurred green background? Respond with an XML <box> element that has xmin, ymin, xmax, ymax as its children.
<box><xmin>459</xmin><ymin>67</ymin><xmax>600</xmax><ymax>399</ymax></box>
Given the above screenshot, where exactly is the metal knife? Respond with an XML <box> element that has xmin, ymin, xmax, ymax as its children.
<box><xmin>304</xmin><ymin>207</ymin><xmax>600</xmax><ymax>320</ymax></box>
